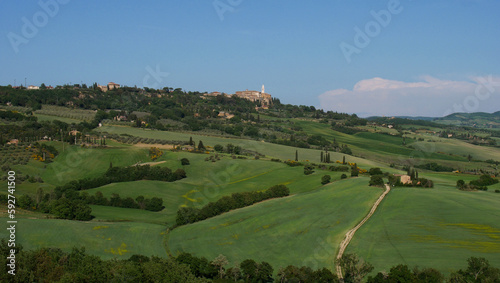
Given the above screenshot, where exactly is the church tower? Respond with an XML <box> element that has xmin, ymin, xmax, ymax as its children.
<box><xmin>261</xmin><ymin>84</ymin><xmax>265</xmax><ymax>95</ymax></box>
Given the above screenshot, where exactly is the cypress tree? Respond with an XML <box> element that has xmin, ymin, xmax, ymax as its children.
<box><xmin>295</xmin><ymin>150</ymin><xmax>298</xmax><ymax>162</ymax></box>
<box><xmin>198</xmin><ymin>140</ymin><xmax>205</xmax><ymax>150</ymax></box>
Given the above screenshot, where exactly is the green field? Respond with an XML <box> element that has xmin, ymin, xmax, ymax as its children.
<box><xmin>292</xmin><ymin>120</ymin><xmax>498</xmax><ymax>171</ymax></box>
<box><xmin>0</xmin><ymin>217</ymin><xmax>167</xmax><ymax>260</ymax></box>
<box><xmin>347</xmin><ymin>185</ymin><xmax>500</xmax><ymax>276</ymax></box>
<box><xmin>85</xmin><ymin>153</ymin><xmax>347</xmax><ymax>225</ymax></box>
<box><xmin>34</xmin><ymin>113</ymin><xmax>83</xmax><ymax>124</ymax></box>
<box><xmin>96</xmin><ymin>125</ymin><xmax>386</xmax><ymax>169</ymax></box>
<box><xmin>166</xmin><ymin>177</ymin><xmax>384</xmax><ymax>271</ymax></box>
<box><xmin>34</xmin><ymin>105</ymin><xmax>96</xmax><ymax>121</ymax></box>
<box><xmin>2</xmin><ymin>121</ymin><xmax>500</xmax><ymax>277</ymax></box>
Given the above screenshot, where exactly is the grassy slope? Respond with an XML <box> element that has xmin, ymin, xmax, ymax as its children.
<box><xmin>95</xmin><ymin>125</ymin><xmax>386</xmax><ymax>169</ymax></box>
<box><xmin>347</xmin><ymin>183</ymin><xmax>500</xmax><ymax>276</ymax></box>
<box><xmin>41</xmin><ymin>144</ymin><xmax>149</xmax><ymax>187</ymax></box>
<box><xmin>34</xmin><ymin>114</ymin><xmax>83</xmax><ymax>124</ymax></box>
<box><xmin>2</xmin><ymin>124</ymin><xmax>499</xmax><ymax>274</ymax></box>
<box><xmin>0</xmin><ymin>217</ymin><xmax>167</xmax><ymax>260</ymax></box>
<box><xmin>86</xmin><ymin>153</ymin><xmax>346</xmax><ymax>225</ymax></box>
<box><xmin>293</xmin><ymin>120</ymin><xmax>499</xmax><ymax>170</ymax></box>
<box><xmin>166</xmin><ymin>177</ymin><xmax>383</xmax><ymax>271</ymax></box>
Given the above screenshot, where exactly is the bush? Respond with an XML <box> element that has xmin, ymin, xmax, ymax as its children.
<box><xmin>214</xmin><ymin>144</ymin><xmax>223</xmax><ymax>152</ymax></box>
<box><xmin>470</xmin><ymin>174</ymin><xmax>499</xmax><ymax>187</ymax></box>
<box><xmin>341</xmin><ymin>174</ymin><xmax>347</xmax><ymax>179</ymax></box>
<box><xmin>369</xmin><ymin>168</ymin><xmax>383</xmax><ymax>175</ymax></box>
<box><xmin>304</xmin><ymin>165</ymin><xmax>314</xmax><ymax>175</ymax></box>
<box><xmin>329</xmin><ymin>165</ymin><xmax>350</xmax><ymax>172</ymax></box>
<box><xmin>495</xmin><ymin>190</ymin><xmax>500</xmax><ymax>193</ymax></box>
<box><xmin>369</xmin><ymin>175</ymin><xmax>385</xmax><ymax>187</ymax></box>
<box><xmin>415</xmin><ymin>162</ymin><xmax>453</xmax><ymax>172</ymax></box>
<box><xmin>321</xmin><ymin>175</ymin><xmax>331</xmax><ymax>185</ymax></box>
<box><xmin>180</xmin><ymin>158</ymin><xmax>190</xmax><ymax>165</ymax></box>
<box><xmin>351</xmin><ymin>166</ymin><xmax>359</xmax><ymax>177</ymax></box>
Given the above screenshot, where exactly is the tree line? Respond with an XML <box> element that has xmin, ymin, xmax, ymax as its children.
<box><xmin>457</xmin><ymin>174</ymin><xmax>499</xmax><ymax>191</ymax></box>
<box><xmin>175</xmin><ymin>185</ymin><xmax>290</xmax><ymax>227</ymax></box>
<box><xmin>54</xmin><ymin>165</ymin><xmax>186</xmax><ymax>197</ymax></box>
<box><xmin>1</xmin><ymin>241</ymin><xmax>498</xmax><ymax>283</ymax></box>
<box><xmin>0</xmin><ymin>165</ymin><xmax>186</xmax><ymax>221</ymax></box>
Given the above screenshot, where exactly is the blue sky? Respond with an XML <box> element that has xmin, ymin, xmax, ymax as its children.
<box><xmin>1</xmin><ymin>0</ymin><xmax>499</xmax><ymax>117</ymax></box>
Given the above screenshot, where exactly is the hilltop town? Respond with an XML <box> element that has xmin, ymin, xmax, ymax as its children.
<box><xmin>15</xmin><ymin>81</ymin><xmax>273</xmax><ymax>108</ymax></box>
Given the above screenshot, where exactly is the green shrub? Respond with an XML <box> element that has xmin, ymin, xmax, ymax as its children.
<box><xmin>321</xmin><ymin>175</ymin><xmax>331</xmax><ymax>185</ymax></box>
<box><xmin>369</xmin><ymin>175</ymin><xmax>385</xmax><ymax>187</ymax></box>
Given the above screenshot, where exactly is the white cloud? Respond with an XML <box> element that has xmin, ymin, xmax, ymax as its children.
<box><xmin>318</xmin><ymin>76</ymin><xmax>500</xmax><ymax>117</ymax></box>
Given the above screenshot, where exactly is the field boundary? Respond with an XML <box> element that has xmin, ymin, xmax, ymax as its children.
<box><xmin>336</xmin><ymin>184</ymin><xmax>391</xmax><ymax>279</ymax></box>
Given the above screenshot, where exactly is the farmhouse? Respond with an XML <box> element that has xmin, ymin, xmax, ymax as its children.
<box><xmin>97</xmin><ymin>82</ymin><xmax>120</xmax><ymax>92</ymax></box>
<box><xmin>108</xmin><ymin>82</ymin><xmax>120</xmax><ymax>90</ymax></box>
<box><xmin>114</xmin><ymin>115</ymin><xmax>128</xmax><ymax>121</ymax></box>
<box><xmin>218</xmin><ymin>111</ymin><xmax>234</xmax><ymax>119</ymax></box>
<box><xmin>27</xmin><ymin>85</ymin><xmax>39</xmax><ymax>90</ymax></box>
<box><xmin>204</xmin><ymin>91</ymin><xmax>221</xmax><ymax>97</ymax></box>
<box><xmin>395</xmin><ymin>174</ymin><xmax>412</xmax><ymax>184</ymax></box>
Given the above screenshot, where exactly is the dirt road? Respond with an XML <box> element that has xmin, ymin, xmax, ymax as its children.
<box><xmin>335</xmin><ymin>184</ymin><xmax>391</xmax><ymax>279</ymax></box>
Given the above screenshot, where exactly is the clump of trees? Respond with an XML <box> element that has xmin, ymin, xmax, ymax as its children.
<box><xmin>175</xmin><ymin>185</ymin><xmax>290</xmax><ymax>227</ymax></box>
<box><xmin>457</xmin><ymin>174</ymin><xmax>498</xmax><ymax>191</ymax></box>
<box><xmin>415</xmin><ymin>162</ymin><xmax>454</xmax><ymax>172</ymax></box>
<box><xmin>284</xmin><ymin>160</ymin><xmax>302</xmax><ymax>167</ymax></box>
<box><xmin>470</xmin><ymin>174</ymin><xmax>499</xmax><ymax>186</ymax></box>
<box><xmin>46</xmin><ymin>198</ymin><xmax>92</xmax><ymax>220</ymax></box>
<box><xmin>369</xmin><ymin>167</ymin><xmax>383</xmax><ymax>175</ymax></box>
<box><xmin>338</xmin><ymin>253</ymin><xmax>374</xmax><ymax>283</ymax></box>
<box><xmin>369</xmin><ymin>175</ymin><xmax>385</xmax><ymax>187</ymax></box>
<box><xmin>86</xmin><ymin>192</ymin><xmax>164</xmax><ymax>212</ymax></box>
<box><xmin>0</xmin><ymin>190</ymin><xmax>93</xmax><ymax>221</ymax></box>
<box><xmin>2</xmin><ymin>165</ymin><xmax>185</xmax><ymax>221</ymax></box>
<box><xmin>368</xmin><ymin>168</ymin><xmax>386</xmax><ymax>187</ymax></box>
<box><xmin>351</xmin><ymin>163</ymin><xmax>359</xmax><ymax>177</ymax></box>
<box><xmin>329</xmin><ymin>165</ymin><xmax>350</xmax><ymax>172</ymax></box>
<box><xmin>304</xmin><ymin>164</ymin><xmax>315</xmax><ymax>175</ymax></box>
<box><xmin>0</xmin><ymin>240</ymin><xmax>498</xmax><ymax>283</ymax></box>
<box><xmin>54</xmin><ymin>165</ymin><xmax>186</xmax><ymax>197</ymax></box>
<box><xmin>321</xmin><ymin>175</ymin><xmax>331</xmax><ymax>185</ymax></box>
<box><xmin>0</xmin><ymin>242</ymin><xmax>207</xmax><ymax>282</ymax></box>
<box><xmin>180</xmin><ymin>158</ymin><xmax>190</xmax><ymax>165</ymax></box>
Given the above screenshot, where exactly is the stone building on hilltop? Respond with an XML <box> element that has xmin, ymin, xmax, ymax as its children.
<box><xmin>233</xmin><ymin>85</ymin><xmax>272</xmax><ymax>107</ymax></box>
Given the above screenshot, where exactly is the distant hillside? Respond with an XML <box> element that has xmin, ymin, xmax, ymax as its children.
<box><xmin>434</xmin><ymin>111</ymin><xmax>500</xmax><ymax>129</ymax></box>
<box><xmin>366</xmin><ymin>115</ymin><xmax>437</xmax><ymax>121</ymax></box>
<box><xmin>367</xmin><ymin>112</ymin><xmax>500</xmax><ymax>129</ymax></box>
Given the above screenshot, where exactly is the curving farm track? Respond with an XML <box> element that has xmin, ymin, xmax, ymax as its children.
<box><xmin>336</xmin><ymin>184</ymin><xmax>391</xmax><ymax>280</ymax></box>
